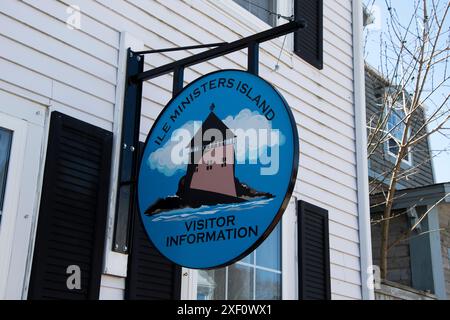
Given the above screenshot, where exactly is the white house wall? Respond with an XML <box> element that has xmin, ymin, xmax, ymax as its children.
<box><xmin>0</xmin><ymin>0</ymin><xmax>362</xmax><ymax>299</ymax></box>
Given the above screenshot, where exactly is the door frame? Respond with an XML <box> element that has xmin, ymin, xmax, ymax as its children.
<box><xmin>0</xmin><ymin>111</ymin><xmax>27</xmax><ymax>298</ymax></box>
<box><xmin>0</xmin><ymin>103</ymin><xmax>46</xmax><ymax>299</ymax></box>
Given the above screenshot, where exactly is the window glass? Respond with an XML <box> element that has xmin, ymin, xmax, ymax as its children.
<box><xmin>386</xmin><ymin>102</ymin><xmax>409</xmax><ymax>161</ymax></box>
<box><xmin>255</xmin><ymin>269</ymin><xmax>281</xmax><ymax>299</ymax></box>
<box><xmin>387</xmin><ymin>107</ymin><xmax>405</xmax><ymax>141</ymax></box>
<box><xmin>196</xmin><ymin>223</ymin><xmax>282</xmax><ymax>300</ymax></box>
<box><xmin>0</xmin><ymin>127</ymin><xmax>13</xmax><ymax>214</ymax></box>
<box><xmin>197</xmin><ymin>269</ymin><xmax>226</xmax><ymax>300</ymax></box>
<box><xmin>241</xmin><ymin>251</ymin><xmax>254</xmax><ymax>264</ymax></box>
<box><xmin>227</xmin><ymin>264</ymin><xmax>254</xmax><ymax>299</ymax></box>
<box><xmin>233</xmin><ymin>0</ymin><xmax>277</xmax><ymax>26</ymax></box>
<box><xmin>388</xmin><ymin>137</ymin><xmax>399</xmax><ymax>156</ymax></box>
<box><xmin>256</xmin><ymin>223</ymin><xmax>281</xmax><ymax>270</ymax></box>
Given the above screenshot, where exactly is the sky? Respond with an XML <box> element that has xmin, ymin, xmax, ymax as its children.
<box><xmin>364</xmin><ymin>0</ymin><xmax>450</xmax><ymax>183</ymax></box>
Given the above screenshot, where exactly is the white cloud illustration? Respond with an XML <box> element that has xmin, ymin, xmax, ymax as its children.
<box><xmin>223</xmin><ymin>109</ymin><xmax>285</xmax><ymax>163</ymax></box>
<box><xmin>147</xmin><ymin>109</ymin><xmax>285</xmax><ymax>176</ymax></box>
<box><xmin>147</xmin><ymin>121</ymin><xmax>200</xmax><ymax>177</ymax></box>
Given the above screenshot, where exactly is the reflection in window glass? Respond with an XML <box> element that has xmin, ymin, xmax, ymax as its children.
<box><xmin>228</xmin><ymin>264</ymin><xmax>254</xmax><ymax>300</ymax></box>
<box><xmin>255</xmin><ymin>270</ymin><xmax>281</xmax><ymax>300</ymax></box>
<box><xmin>386</xmin><ymin>102</ymin><xmax>410</xmax><ymax>162</ymax></box>
<box><xmin>256</xmin><ymin>224</ymin><xmax>281</xmax><ymax>270</ymax></box>
<box><xmin>0</xmin><ymin>128</ymin><xmax>13</xmax><ymax>213</ymax></box>
<box><xmin>196</xmin><ymin>223</ymin><xmax>281</xmax><ymax>300</ymax></box>
<box><xmin>388</xmin><ymin>138</ymin><xmax>399</xmax><ymax>156</ymax></box>
<box><xmin>241</xmin><ymin>251</ymin><xmax>254</xmax><ymax>264</ymax></box>
<box><xmin>387</xmin><ymin>107</ymin><xmax>405</xmax><ymax>141</ymax></box>
<box><xmin>197</xmin><ymin>269</ymin><xmax>225</xmax><ymax>300</ymax></box>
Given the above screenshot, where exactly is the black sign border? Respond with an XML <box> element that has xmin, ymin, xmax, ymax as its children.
<box><xmin>136</xmin><ymin>69</ymin><xmax>299</xmax><ymax>270</ymax></box>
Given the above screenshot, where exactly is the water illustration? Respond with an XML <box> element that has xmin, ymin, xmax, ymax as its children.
<box><xmin>151</xmin><ymin>197</ymin><xmax>275</xmax><ymax>222</ymax></box>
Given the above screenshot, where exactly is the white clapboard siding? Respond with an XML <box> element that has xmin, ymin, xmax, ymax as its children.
<box><xmin>0</xmin><ymin>0</ymin><xmax>363</xmax><ymax>299</ymax></box>
<box><xmin>330</xmin><ymin>248</ymin><xmax>361</xmax><ymax>274</ymax></box>
<box><xmin>0</xmin><ymin>57</ymin><xmax>53</xmax><ymax>99</ymax></box>
<box><xmin>1</xmin><ymin>1</ymin><xmax>118</xmax><ymax>64</ymax></box>
<box><xmin>0</xmin><ymin>35</ymin><xmax>116</xmax><ymax>102</ymax></box>
<box><xmin>23</xmin><ymin>0</ymin><xmax>119</xmax><ymax>48</ymax></box>
<box><xmin>0</xmin><ymin>80</ymin><xmax>49</xmax><ymax>110</ymax></box>
<box><xmin>0</xmin><ymin>14</ymin><xmax>117</xmax><ymax>82</ymax></box>
<box><xmin>99</xmin><ymin>276</ymin><xmax>125</xmax><ymax>300</ymax></box>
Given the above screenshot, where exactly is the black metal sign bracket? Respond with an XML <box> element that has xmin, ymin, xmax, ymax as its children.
<box><xmin>113</xmin><ymin>19</ymin><xmax>306</xmax><ymax>253</ymax></box>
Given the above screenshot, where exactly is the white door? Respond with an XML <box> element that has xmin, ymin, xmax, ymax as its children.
<box><xmin>0</xmin><ymin>109</ymin><xmax>45</xmax><ymax>299</ymax></box>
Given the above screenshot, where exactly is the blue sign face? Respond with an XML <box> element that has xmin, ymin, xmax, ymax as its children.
<box><xmin>137</xmin><ymin>70</ymin><xmax>298</xmax><ymax>269</ymax></box>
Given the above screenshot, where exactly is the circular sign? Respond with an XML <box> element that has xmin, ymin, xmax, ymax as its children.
<box><xmin>137</xmin><ymin>70</ymin><xmax>298</xmax><ymax>269</ymax></box>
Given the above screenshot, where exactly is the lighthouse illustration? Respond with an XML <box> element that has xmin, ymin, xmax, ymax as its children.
<box><xmin>144</xmin><ymin>104</ymin><xmax>273</xmax><ymax>216</ymax></box>
<box><xmin>180</xmin><ymin>103</ymin><xmax>244</xmax><ymax>207</ymax></box>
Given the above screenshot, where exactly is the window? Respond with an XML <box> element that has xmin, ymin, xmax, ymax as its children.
<box><xmin>386</xmin><ymin>102</ymin><xmax>411</xmax><ymax>164</ymax></box>
<box><xmin>233</xmin><ymin>0</ymin><xmax>277</xmax><ymax>26</ymax></box>
<box><xmin>0</xmin><ymin>127</ymin><xmax>12</xmax><ymax>219</ymax></box>
<box><xmin>229</xmin><ymin>1</ymin><xmax>324</xmax><ymax>70</ymax></box>
<box><xmin>196</xmin><ymin>223</ymin><xmax>281</xmax><ymax>300</ymax></box>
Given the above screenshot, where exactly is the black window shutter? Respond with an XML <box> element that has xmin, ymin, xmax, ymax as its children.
<box><xmin>125</xmin><ymin>142</ymin><xmax>182</xmax><ymax>300</ymax></box>
<box><xmin>27</xmin><ymin>112</ymin><xmax>112</xmax><ymax>300</ymax></box>
<box><xmin>294</xmin><ymin>0</ymin><xmax>323</xmax><ymax>69</ymax></box>
<box><xmin>297</xmin><ymin>200</ymin><xmax>331</xmax><ymax>300</ymax></box>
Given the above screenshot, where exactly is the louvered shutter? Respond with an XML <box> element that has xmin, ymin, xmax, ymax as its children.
<box><xmin>27</xmin><ymin>112</ymin><xmax>112</xmax><ymax>300</ymax></box>
<box><xmin>125</xmin><ymin>142</ymin><xmax>182</xmax><ymax>300</ymax></box>
<box><xmin>298</xmin><ymin>200</ymin><xmax>331</xmax><ymax>300</ymax></box>
<box><xmin>294</xmin><ymin>0</ymin><xmax>323</xmax><ymax>69</ymax></box>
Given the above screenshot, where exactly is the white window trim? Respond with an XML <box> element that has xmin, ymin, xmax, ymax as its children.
<box><xmin>276</xmin><ymin>0</ymin><xmax>295</xmax><ymax>52</ymax></box>
<box><xmin>281</xmin><ymin>196</ymin><xmax>298</xmax><ymax>299</ymax></box>
<box><xmin>181</xmin><ymin>196</ymin><xmax>298</xmax><ymax>300</ymax></box>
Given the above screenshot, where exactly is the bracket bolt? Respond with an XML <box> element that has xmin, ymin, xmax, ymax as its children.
<box><xmin>124</xmin><ymin>246</ymin><xmax>128</xmax><ymax>252</ymax></box>
<box><xmin>123</xmin><ymin>143</ymin><xmax>127</xmax><ymax>150</ymax></box>
<box><xmin>136</xmin><ymin>55</ymin><xmax>141</xmax><ymax>62</ymax></box>
<box><xmin>115</xmin><ymin>244</ymin><xmax>119</xmax><ymax>249</ymax></box>
<box><xmin>129</xmin><ymin>51</ymin><xmax>134</xmax><ymax>58</ymax></box>
<box><xmin>130</xmin><ymin>146</ymin><xmax>135</xmax><ymax>152</ymax></box>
